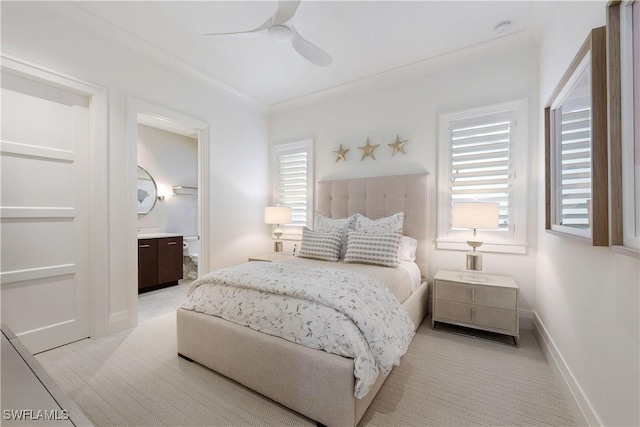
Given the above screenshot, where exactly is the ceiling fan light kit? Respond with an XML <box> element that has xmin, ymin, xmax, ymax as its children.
<box><xmin>203</xmin><ymin>0</ymin><xmax>332</xmax><ymax>67</ymax></box>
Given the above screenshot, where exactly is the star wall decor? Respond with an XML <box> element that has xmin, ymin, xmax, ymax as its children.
<box><xmin>358</xmin><ymin>138</ymin><xmax>380</xmax><ymax>161</ymax></box>
<box><xmin>333</xmin><ymin>144</ymin><xmax>349</xmax><ymax>162</ymax></box>
<box><xmin>388</xmin><ymin>135</ymin><xmax>408</xmax><ymax>156</ymax></box>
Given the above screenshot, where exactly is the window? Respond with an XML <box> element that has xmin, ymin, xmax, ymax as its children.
<box><xmin>437</xmin><ymin>100</ymin><xmax>528</xmax><ymax>254</ymax></box>
<box><xmin>272</xmin><ymin>140</ymin><xmax>313</xmax><ymax>229</ymax></box>
<box><xmin>545</xmin><ymin>26</ymin><xmax>608</xmax><ymax>246</ymax></box>
<box><xmin>610</xmin><ymin>1</ymin><xmax>640</xmax><ymax>252</ymax></box>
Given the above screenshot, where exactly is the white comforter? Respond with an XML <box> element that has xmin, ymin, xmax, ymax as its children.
<box><xmin>182</xmin><ymin>261</ymin><xmax>415</xmax><ymax>398</ymax></box>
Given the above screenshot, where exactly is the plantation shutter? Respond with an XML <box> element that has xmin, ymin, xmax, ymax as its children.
<box><xmin>449</xmin><ymin>111</ymin><xmax>514</xmax><ymax>230</ymax></box>
<box><xmin>274</xmin><ymin>142</ymin><xmax>311</xmax><ymax>227</ymax></box>
<box><xmin>555</xmin><ymin>94</ymin><xmax>592</xmax><ymax>228</ymax></box>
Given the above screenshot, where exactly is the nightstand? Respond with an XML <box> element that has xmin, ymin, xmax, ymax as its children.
<box><xmin>432</xmin><ymin>270</ymin><xmax>519</xmax><ymax>345</ymax></box>
<box><xmin>248</xmin><ymin>253</ymin><xmax>291</xmax><ymax>262</ymax></box>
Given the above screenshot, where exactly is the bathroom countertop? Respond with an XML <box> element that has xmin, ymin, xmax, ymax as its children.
<box><xmin>137</xmin><ymin>233</ymin><xmax>183</xmax><ymax>239</ymax></box>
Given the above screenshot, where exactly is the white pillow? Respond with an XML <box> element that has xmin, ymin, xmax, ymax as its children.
<box><xmin>314</xmin><ymin>212</ymin><xmax>356</xmax><ymax>260</ymax></box>
<box><xmin>354</xmin><ymin>212</ymin><xmax>404</xmax><ymax>234</ymax></box>
<box><xmin>344</xmin><ymin>230</ymin><xmax>402</xmax><ymax>268</ymax></box>
<box><xmin>298</xmin><ymin>227</ymin><xmax>341</xmax><ymax>262</ymax></box>
<box><xmin>399</xmin><ymin>236</ymin><xmax>418</xmax><ymax>262</ymax></box>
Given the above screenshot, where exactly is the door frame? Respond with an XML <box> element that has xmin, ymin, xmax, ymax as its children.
<box><xmin>1</xmin><ymin>55</ymin><xmax>110</xmax><ymax>340</ymax></box>
<box><xmin>126</xmin><ymin>97</ymin><xmax>210</xmax><ymax>326</ymax></box>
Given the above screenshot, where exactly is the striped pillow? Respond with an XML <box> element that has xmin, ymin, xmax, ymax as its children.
<box><xmin>344</xmin><ymin>230</ymin><xmax>402</xmax><ymax>268</ymax></box>
<box><xmin>298</xmin><ymin>227</ymin><xmax>341</xmax><ymax>262</ymax></box>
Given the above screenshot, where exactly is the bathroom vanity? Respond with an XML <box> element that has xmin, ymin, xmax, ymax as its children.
<box><xmin>138</xmin><ymin>233</ymin><xmax>183</xmax><ymax>293</ymax></box>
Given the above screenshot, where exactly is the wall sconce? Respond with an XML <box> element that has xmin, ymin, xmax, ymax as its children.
<box><xmin>157</xmin><ymin>184</ymin><xmax>171</xmax><ymax>201</ymax></box>
<box><xmin>452</xmin><ymin>202</ymin><xmax>500</xmax><ymax>281</ymax></box>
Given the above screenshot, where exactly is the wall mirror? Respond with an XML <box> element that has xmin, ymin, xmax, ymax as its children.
<box><xmin>545</xmin><ymin>26</ymin><xmax>609</xmax><ymax>246</ymax></box>
<box><xmin>137</xmin><ymin>166</ymin><xmax>157</xmax><ymax>218</ymax></box>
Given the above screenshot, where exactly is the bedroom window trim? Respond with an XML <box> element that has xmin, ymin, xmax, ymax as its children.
<box><xmin>436</xmin><ymin>99</ymin><xmax>528</xmax><ymax>254</ymax></box>
<box><xmin>609</xmin><ymin>0</ymin><xmax>640</xmax><ymax>255</ymax></box>
<box><xmin>272</xmin><ymin>139</ymin><xmax>314</xmax><ymax>235</ymax></box>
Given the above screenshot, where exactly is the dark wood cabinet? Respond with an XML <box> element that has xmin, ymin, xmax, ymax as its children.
<box><xmin>138</xmin><ymin>236</ymin><xmax>183</xmax><ymax>293</ymax></box>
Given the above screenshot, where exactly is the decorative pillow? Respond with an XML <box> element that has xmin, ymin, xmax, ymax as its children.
<box><xmin>354</xmin><ymin>212</ymin><xmax>404</xmax><ymax>234</ymax></box>
<box><xmin>344</xmin><ymin>230</ymin><xmax>402</xmax><ymax>268</ymax></box>
<box><xmin>314</xmin><ymin>212</ymin><xmax>356</xmax><ymax>260</ymax></box>
<box><xmin>298</xmin><ymin>227</ymin><xmax>341</xmax><ymax>262</ymax></box>
<box><xmin>399</xmin><ymin>236</ymin><xmax>418</xmax><ymax>262</ymax></box>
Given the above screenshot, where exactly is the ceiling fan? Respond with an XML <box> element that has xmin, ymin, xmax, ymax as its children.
<box><xmin>203</xmin><ymin>0</ymin><xmax>332</xmax><ymax>67</ymax></box>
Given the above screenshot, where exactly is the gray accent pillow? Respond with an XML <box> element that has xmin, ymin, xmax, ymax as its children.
<box><xmin>298</xmin><ymin>227</ymin><xmax>341</xmax><ymax>262</ymax></box>
<box><xmin>344</xmin><ymin>230</ymin><xmax>402</xmax><ymax>268</ymax></box>
<box><xmin>314</xmin><ymin>212</ymin><xmax>356</xmax><ymax>260</ymax></box>
<box><xmin>354</xmin><ymin>212</ymin><xmax>404</xmax><ymax>234</ymax></box>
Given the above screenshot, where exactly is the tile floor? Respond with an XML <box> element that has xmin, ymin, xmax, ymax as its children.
<box><xmin>137</xmin><ymin>278</ymin><xmax>193</xmax><ymax>323</ymax></box>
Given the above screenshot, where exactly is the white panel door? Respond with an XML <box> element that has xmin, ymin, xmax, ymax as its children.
<box><xmin>1</xmin><ymin>72</ymin><xmax>90</xmax><ymax>353</ymax></box>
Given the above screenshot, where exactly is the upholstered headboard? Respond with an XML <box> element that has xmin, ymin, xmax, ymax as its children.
<box><xmin>316</xmin><ymin>173</ymin><xmax>429</xmax><ymax>278</ymax></box>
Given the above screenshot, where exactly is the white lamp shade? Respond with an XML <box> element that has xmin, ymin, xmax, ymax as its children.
<box><xmin>264</xmin><ymin>206</ymin><xmax>292</xmax><ymax>225</ymax></box>
<box><xmin>452</xmin><ymin>202</ymin><xmax>500</xmax><ymax>229</ymax></box>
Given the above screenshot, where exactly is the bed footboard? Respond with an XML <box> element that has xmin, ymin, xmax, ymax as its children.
<box><xmin>176</xmin><ymin>280</ymin><xmax>428</xmax><ymax>427</ymax></box>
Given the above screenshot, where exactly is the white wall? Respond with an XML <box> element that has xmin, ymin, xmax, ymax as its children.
<box><xmin>137</xmin><ymin>124</ymin><xmax>198</xmax><ymax>237</ymax></box>
<box><xmin>535</xmin><ymin>2</ymin><xmax>640</xmax><ymax>426</ymax></box>
<box><xmin>269</xmin><ymin>44</ymin><xmax>540</xmax><ymax>319</ymax></box>
<box><xmin>1</xmin><ymin>2</ymin><xmax>271</xmax><ymax>334</ymax></box>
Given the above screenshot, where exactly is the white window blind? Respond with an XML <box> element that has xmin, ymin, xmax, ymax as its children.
<box><xmin>450</xmin><ymin>112</ymin><xmax>514</xmax><ymax>231</ymax></box>
<box><xmin>437</xmin><ymin>99</ymin><xmax>528</xmax><ymax>254</ymax></box>
<box><xmin>556</xmin><ymin>104</ymin><xmax>592</xmax><ymax>228</ymax></box>
<box><xmin>273</xmin><ymin>141</ymin><xmax>313</xmax><ymax>227</ymax></box>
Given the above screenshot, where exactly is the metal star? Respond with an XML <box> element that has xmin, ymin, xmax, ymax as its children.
<box><xmin>333</xmin><ymin>144</ymin><xmax>349</xmax><ymax>162</ymax></box>
<box><xmin>388</xmin><ymin>135</ymin><xmax>408</xmax><ymax>156</ymax></box>
<box><xmin>357</xmin><ymin>138</ymin><xmax>380</xmax><ymax>161</ymax></box>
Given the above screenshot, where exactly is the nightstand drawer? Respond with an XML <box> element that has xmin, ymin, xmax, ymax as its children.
<box><xmin>434</xmin><ymin>300</ymin><xmax>517</xmax><ymax>333</ymax></box>
<box><xmin>435</xmin><ymin>280</ymin><xmax>517</xmax><ymax>310</ymax></box>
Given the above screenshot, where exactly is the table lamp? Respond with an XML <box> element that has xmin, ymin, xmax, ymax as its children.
<box><xmin>452</xmin><ymin>202</ymin><xmax>500</xmax><ymax>280</ymax></box>
<box><xmin>264</xmin><ymin>206</ymin><xmax>292</xmax><ymax>252</ymax></box>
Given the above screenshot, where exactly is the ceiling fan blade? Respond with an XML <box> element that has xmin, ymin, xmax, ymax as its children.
<box><xmin>203</xmin><ymin>17</ymin><xmax>271</xmax><ymax>38</ymax></box>
<box><xmin>273</xmin><ymin>0</ymin><xmax>301</xmax><ymax>25</ymax></box>
<box><xmin>290</xmin><ymin>25</ymin><xmax>332</xmax><ymax>67</ymax></box>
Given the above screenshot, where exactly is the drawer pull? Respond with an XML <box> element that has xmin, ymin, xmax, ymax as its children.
<box><xmin>167</xmin><ymin>242</ymin><xmax>177</xmax><ymax>246</ymax></box>
<box><xmin>472</xmin><ymin>289</ymin><xmax>475</xmax><ymax>302</ymax></box>
<box><xmin>139</xmin><ymin>244</ymin><xmax>150</xmax><ymax>248</ymax></box>
<box><xmin>471</xmin><ymin>308</ymin><xmax>474</xmax><ymax>321</ymax></box>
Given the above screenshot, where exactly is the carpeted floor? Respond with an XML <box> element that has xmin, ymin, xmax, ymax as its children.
<box><xmin>35</xmin><ymin>312</ymin><xmax>576</xmax><ymax>426</ymax></box>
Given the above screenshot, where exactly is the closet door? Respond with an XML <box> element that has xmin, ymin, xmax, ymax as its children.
<box><xmin>0</xmin><ymin>71</ymin><xmax>90</xmax><ymax>353</ymax></box>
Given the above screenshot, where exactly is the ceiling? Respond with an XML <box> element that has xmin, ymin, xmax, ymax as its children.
<box><xmin>48</xmin><ymin>1</ymin><xmax>538</xmax><ymax>106</ymax></box>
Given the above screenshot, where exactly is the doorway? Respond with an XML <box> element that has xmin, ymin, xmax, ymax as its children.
<box><xmin>127</xmin><ymin>98</ymin><xmax>210</xmax><ymax>325</ymax></box>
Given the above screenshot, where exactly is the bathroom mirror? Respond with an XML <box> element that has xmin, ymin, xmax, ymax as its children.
<box><xmin>137</xmin><ymin>166</ymin><xmax>157</xmax><ymax>218</ymax></box>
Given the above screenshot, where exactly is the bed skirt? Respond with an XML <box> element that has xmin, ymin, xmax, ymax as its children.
<box><xmin>176</xmin><ymin>280</ymin><xmax>429</xmax><ymax>427</ymax></box>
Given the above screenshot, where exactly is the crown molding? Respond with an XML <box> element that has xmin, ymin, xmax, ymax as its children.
<box><xmin>39</xmin><ymin>2</ymin><xmax>266</xmax><ymax>109</ymax></box>
<box><xmin>268</xmin><ymin>31</ymin><xmax>538</xmax><ymax>115</ymax></box>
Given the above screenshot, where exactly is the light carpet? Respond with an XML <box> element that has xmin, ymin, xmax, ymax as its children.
<box><xmin>35</xmin><ymin>312</ymin><xmax>575</xmax><ymax>426</ymax></box>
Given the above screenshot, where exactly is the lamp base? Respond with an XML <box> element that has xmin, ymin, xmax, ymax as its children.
<box><xmin>462</xmin><ymin>269</ymin><xmax>486</xmax><ymax>282</ymax></box>
<box><xmin>273</xmin><ymin>240</ymin><xmax>283</xmax><ymax>253</ymax></box>
<box><xmin>462</xmin><ymin>251</ymin><xmax>486</xmax><ymax>282</ymax></box>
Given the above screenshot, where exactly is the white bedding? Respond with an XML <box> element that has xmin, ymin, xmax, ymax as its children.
<box><xmin>182</xmin><ymin>261</ymin><xmax>415</xmax><ymax>398</ymax></box>
<box><xmin>278</xmin><ymin>256</ymin><xmax>421</xmax><ymax>303</ymax></box>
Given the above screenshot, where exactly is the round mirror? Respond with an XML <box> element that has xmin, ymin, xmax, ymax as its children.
<box><xmin>137</xmin><ymin>166</ymin><xmax>157</xmax><ymax>218</ymax></box>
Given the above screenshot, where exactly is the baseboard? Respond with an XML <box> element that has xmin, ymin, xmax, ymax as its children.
<box><xmin>519</xmin><ymin>309</ymin><xmax>534</xmax><ymax>330</ymax></box>
<box><xmin>107</xmin><ymin>310</ymin><xmax>130</xmax><ymax>334</ymax></box>
<box><xmin>533</xmin><ymin>313</ymin><xmax>601</xmax><ymax>426</ymax></box>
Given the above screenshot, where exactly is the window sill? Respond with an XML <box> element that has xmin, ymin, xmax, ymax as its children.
<box><xmin>610</xmin><ymin>245</ymin><xmax>640</xmax><ymax>259</ymax></box>
<box><xmin>436</xmin><ymin>238</ymin><xmax>527</xmax><ymax>254</ymax></box>
<box><xmin>544</xmin><ymin>229</ymin><xmax>592</xmax><ymax>245</ymax></box>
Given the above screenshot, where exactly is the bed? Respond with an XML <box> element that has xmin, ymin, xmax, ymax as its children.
<box><xmin>176</xmin><ymin>173</ymin><xmax>429</xmax><ymax>427</ymax></box>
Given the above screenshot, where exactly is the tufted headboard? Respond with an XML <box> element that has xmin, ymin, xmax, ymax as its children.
<box><xmin>316</xmin><ymin>173</ymin><xmax>430</xmax><ymax>278</ymax></box>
